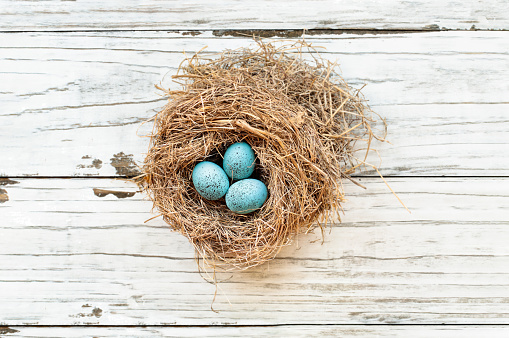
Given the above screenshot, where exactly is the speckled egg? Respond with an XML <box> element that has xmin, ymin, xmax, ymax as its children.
<box><xmin>225</xmin><ymin>179</ymin><xmax>268</xmax><ymax>214</ymax></box>
<box><xmin>192</xmin><ymin>161</ymin><xmax>229</xmax><ymax>200</ymax></box>
<box><xmin>222</xmin><ymin>142</ymin><xmax>256</xmax><ymax>180</ymax></box>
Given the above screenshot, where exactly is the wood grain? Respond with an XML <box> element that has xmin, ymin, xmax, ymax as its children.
<box><xmin>3</xmin><ymin>325</ymin><xmax>509</xmax><ymax>337</ymax></box>
<box><xmin>1</xmin><ymin>178</ymin><xmax>508</xmax><ymax>325</ymax></box>
<box><xmin>1</xmin><ymin>31</ymin><xmax>508</xmax><ymax>177</ymax></box>
<box><xmin>3</xmin><ymin>2</ymin><xmax>508</xmax><ymax>334</ymax></box>
<box><xmin>0</xmin><ymin>0</ymin><xmax>508</xmax><ymax>31</ymax></box>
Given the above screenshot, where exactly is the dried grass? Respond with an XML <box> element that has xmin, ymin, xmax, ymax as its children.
<box><xmin>139</xmin><ymin>39</ymin><xmax>385</xmax><ymax>270</ymax></box>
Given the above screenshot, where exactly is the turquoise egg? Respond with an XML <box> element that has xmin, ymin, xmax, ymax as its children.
<box><xmin>225</xmin><ymin>179</ymin><xmax>268</xmax><ymax>214</ymax></box>
<box><xmin>222</xmin><ymin>142</ymin><xmax>256</xmax><ymax>180</ymax></box>
<box><xmin>192</xmin><ymin>161</ymin><xmax>229</xmax><ymax>200</ymax></box>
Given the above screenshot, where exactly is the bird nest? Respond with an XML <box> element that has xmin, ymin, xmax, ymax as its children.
<box><xmin>139</xmin><ymin>39</ymin><xmax>385</xmax><ymax>270</ymax></box>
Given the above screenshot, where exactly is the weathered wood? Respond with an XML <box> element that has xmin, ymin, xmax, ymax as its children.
<box><xmin>1</xmin><ymin>31</ymin><xmax>508</xmax><ymax>177</ymax></box>
<box><xmin>0</xmin><ymin>0</ymin><xmax>508</xmax><ymax>31</ymax></box>
<box><xmin>3</xmin><ymin>1</ymin><xmax>508</xmax><ymax>334</ymax></box>
<box><xmin>0</xmin><ymin>178</ymin><xmax>508</xmax><ymax>325</ymax></box>
<box><xmin>4</xmin><ymin>325</ymin><xmax>509</xmax><ymax>337</ymax></box>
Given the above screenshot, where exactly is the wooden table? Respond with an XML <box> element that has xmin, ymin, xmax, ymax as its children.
<box><xmin>1</xmin><ymin>1</ymin><xmax>508</xmax><ymax>336</ymax></box>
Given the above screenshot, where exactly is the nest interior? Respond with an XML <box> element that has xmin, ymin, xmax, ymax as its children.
<box><xmin>140</xmin><ymin>39</ymin><xmax>384</xmax><ymax>270</ymax></box>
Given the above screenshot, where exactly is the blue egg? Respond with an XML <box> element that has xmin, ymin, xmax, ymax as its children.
<box><xmin>225</xmin><ymin>179</ymin><xmax>268</xmax><ymax>214</ymax></box>
<box><xmin>222</xmin><ymin>142</ymin><xmax>256</xmax><ymax>180</ymax></box>
<box><xmin>192</xmin><ymin>161</ymin><xmax>229</xmax><ymax>200</ymax></box>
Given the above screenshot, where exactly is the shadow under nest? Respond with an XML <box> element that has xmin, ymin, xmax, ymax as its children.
<box><xmin>140</xmin><ymin>39</ymin><xmax>385</xmax><ymax>270</ymax></box>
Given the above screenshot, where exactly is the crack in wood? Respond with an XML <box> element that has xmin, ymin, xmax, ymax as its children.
<box><xmin>0</xmin><ymin>178</ymin><xmax>19</xmax><ymax>186</ymax></box>
<box><xmin>0</xmin><ymin>326</ymin><xmax>19</xmax><ymax>334</ymax></box>
<box><xmin>212</xmin><ymin>28</ymin><xmax>441</xmax><ymax>38</ymax></box>
<box><xmin>93</xmin><ymin>188</ymin><xmax>136</xmax><ymax>198</ymax></box>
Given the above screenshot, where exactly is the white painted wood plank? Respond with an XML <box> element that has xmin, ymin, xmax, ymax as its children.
<box><xmin>3</xmin><ymin>325</ymin><xmax>509</xmax><ymax>338</ymax></box>
<box><xmin>0</xmin><ymin>0</ymin><xmax>508</xmax><ymax>31</ymax></box>
<box><xmin>1</xmin><ymin>31</ymin><xmax>508</xmax><ymax>177</ymax></box>
<box><xmin>0</xmin><ymin>178</ymin><xmax>508</xmax><ymax>325</ymax></box>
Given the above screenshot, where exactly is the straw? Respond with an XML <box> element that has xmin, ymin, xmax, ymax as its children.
<box><xmin>139</xmin><ymin>39</ymin><xmax>385</xmax><ymax>270</ymax></box>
